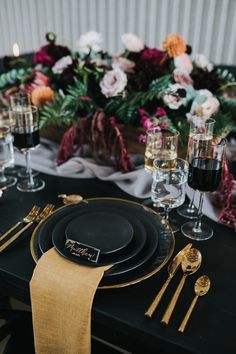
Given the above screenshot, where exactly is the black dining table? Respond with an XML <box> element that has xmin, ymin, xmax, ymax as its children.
<box><xmin>0</xmin><ymin>170</ymin><xmax>235</xmax><ymax>354</ymax></box>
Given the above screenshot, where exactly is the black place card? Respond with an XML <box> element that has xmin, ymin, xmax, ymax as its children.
<box><xmin>65</xmin><ymin>239</ymin><xmax>100</xmax><ymax>263</ymax></box>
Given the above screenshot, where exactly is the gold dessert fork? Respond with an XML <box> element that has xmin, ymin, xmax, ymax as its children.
<box><xmin>0</xmin><ymin>205</ymin><xmax>41</xmax><ymax>242</ymax></box>
<box><xmin>0</xmin><ymin>204</ymin><xmax>54</xmax><ymax>252</ymax></box>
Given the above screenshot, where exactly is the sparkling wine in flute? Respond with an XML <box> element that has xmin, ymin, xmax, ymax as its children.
<box><xmin>145</xmin><ymin>149</ymin><xmax>177</xmax><ymax>172</ymax></box>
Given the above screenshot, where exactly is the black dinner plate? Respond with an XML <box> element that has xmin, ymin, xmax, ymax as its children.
<box><xmin>65</xmin><ymin>211</ymin><xmax>134</xmax><ymax>256</ymax></box>
<box><xmin>31</xmin><ymin>198</ymin><xmax>174</xmax><ymax>288</ymax></box>
<box><xmin>51</xmin><ymin>207</ymin><xmax>148</xmax><ymax>271</ymax></box>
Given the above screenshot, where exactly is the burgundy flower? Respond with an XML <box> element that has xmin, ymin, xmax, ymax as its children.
<box><xmin>141</xmin><ymin>48</ymin><xmax>165</xmax><ymax>64</ymax></box>
<box><xmin>34</xmin><ymin>44</ymin><xmax>71</xmax><ymax>67</ymax></box>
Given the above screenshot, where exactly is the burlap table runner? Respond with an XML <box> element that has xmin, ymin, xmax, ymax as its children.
<box><xmin>30</xmin><ymin>248</ymin><xmax>111</xmax><ymax>354</ymax></box>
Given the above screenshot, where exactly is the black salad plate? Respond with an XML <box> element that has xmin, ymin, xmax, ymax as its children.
<box><xmin>51</xmin><ymin>207</ymin><xmax>148</xmax><ymax>270</ymax></box>
<box><xmin>31</xmin><ymin>198</ymin><xmax>174</xmax><ymax>289</ymax></box>
<box><xmin>65</xmin><ymin>211</ymin><xmax>134</xmax><ymax>256</ymax></box>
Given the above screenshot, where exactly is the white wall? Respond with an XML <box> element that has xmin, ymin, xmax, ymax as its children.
<box><xmin>0</xmin><ymin>0</ymin><xmax>235</xmax><ymax>65</ymax></box>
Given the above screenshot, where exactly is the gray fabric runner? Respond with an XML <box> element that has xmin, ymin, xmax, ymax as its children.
<box><xmin>14</xmin><ymin>138</ymin><xmax>152</xmax><ymax>199</ymax></box>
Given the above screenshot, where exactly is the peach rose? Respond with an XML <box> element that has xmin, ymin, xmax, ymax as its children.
<box><xmin>31</xmin><ymin>86</ymin><xmax>54</xmax><ymax>108</ymax></box>
<box><xmin>163</xmin><ymin>34</ymin><xmax>187</xmax><ymax>58</ymax></box>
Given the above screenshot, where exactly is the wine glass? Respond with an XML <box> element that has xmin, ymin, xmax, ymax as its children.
<box><xmin>0</xmin><ymin>109</ymin><xmax>17</xmax><ymax>188</ymax></box>
<box><xmin>178</xmin><ymin>118</ymin><xmax>215</xmax><ymax>219</ymax></box>
<box><xmin>8</xmin><ymin>92</ymin><xmax>39</xmax><ymax>178</ymax></box>
<box><xmin>143</xmin><ymin>128</ymin><xmax>179</xmax><ymax>209</ymax></box>
<box><xmin>151</xmin><ymin>158</ymin><xmax>189</xmax><ymax>233</ymax></box>
<box><xmin>144</xmin><ymin>128</ymin><xmax>179</xmax><ymax>173</ymax></box>
<box><xmin>10</xmin><ymin>106</ymin><xmax>45</xmax><ymax>192</ymax></box>
<box><xmin>10</xmin><ymin>92</ymin><xmax>31</xmax><ymax>111</ymax></box>
<box><xmin>181</xmin><ymin>135</ymin><xmax>226</xmax><ymax>240</ymax></box>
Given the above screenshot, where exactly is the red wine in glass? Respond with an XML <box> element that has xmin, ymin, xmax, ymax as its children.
<box><xmin>188</xmin><ymin>157</ymin><xmax>222</xmax><ymax>192</ymax></box>
<box><xmin>13</xmin><ymin>129</ymin><xmax>40</xmax><ymax>150</ymax></box>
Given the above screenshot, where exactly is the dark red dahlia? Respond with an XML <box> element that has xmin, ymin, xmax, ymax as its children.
<box><xmin>34</xmin><ymin>44</ymin><xmax>70</xmax><ymax>67</ymax></box>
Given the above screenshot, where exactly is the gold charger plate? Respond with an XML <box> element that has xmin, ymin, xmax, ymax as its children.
<box><xmin>30</xmin><ymin>197</ymin><xmax>175</xmax><ymax>289</ymax></box>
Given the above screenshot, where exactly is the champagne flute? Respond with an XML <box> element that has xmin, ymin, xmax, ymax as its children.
<box><xmin>178</xmin><ymin>118</ymin><xmax>215</xmax><ymax>219</ymax></box>
<box><xmin>0</xmin><ymin>110</ymin><xmax>17</xmax><ymax>188</ymax></box>
<box><xmin>181</xmin><ymin>135</ymin><xmax>226</xmax><ymax>240</ymax></box>
<box><xmin>143</xmin><ymin>128</ymin><xmax>179</xmax><ymax>209</ymax></box>
<box><xmin>10</xmin><ymin>106</ymin><xmax>45</xmax><ymax>192</ymax></box>
<box><xmin>151</xmin><ymin>158</ymin><xmax>189</xmax><ymax>233</ymax></box>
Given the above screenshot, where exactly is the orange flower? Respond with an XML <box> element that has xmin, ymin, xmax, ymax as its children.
<box><xmin>31</xmin><ymin>86</ymin><xmax>54</xmax><ymax>108</ymax></box>
<box><xmin>163</xmin><ymin>34</ymin><xmax>186</xmax><ymax>58</ymax></box>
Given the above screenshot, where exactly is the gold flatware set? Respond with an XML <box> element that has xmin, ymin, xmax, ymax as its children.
<box><xmin>0</xmin><ymin>204</ymin><xmax>54</xmax><ymax>252</ymax></box>
<box><xmin>145</xmin><ymin>243</ymin><xmax>210</xmax><ymax>332</ymax></box>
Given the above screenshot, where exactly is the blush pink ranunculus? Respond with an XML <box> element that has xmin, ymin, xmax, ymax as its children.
<box><xmin>173</xmin><ymin>68</ymin><xmax>193</xmax><ymax>85</ymax></box>
<box><xmin>121</xmin><ymin>33</ymin><xmax>145</xmax><ymax>52</ymax></box>
<box><xmin>100</xmin><ymin>69</ymin><xmax>127</xmax><ymax>98</ymax></box>
<box><xmin>174</xmin><ymin>53</ymin><xmax>193</xmax><ymax>74</ymax></box>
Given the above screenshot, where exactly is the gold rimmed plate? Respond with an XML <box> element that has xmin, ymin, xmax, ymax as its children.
<box><xmin>30</xmin><ymin>198</ymin><xmax>175</xmax><ymax>289</ymax></box>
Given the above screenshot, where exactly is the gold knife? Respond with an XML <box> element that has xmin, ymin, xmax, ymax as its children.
<box><xmin>145</xmin><ymin>243</ymin><xmax>192</xmax><ymax>318</ymax></box>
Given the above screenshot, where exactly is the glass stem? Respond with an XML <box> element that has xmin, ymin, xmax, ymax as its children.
<box><xmin>25</xmin><ymin>150</ymin><xmax>34</xmax><ymax>187</ymax></box>
<box><xmin>193</xmin><ymin>192</ymin><xmax>205</xmax><ymax>233</ymax></box>
<box><xmin>164</xmin><ymin>206</ymin><xmax>169</xmax><ymax>220</ymax></box>
<box><xmin>187</xmin><ymin>190</ymin><xmax>196</xmax><ymax>213</ymax></box>
<box><xmin>0</xmin><ymin>167</ymin><xmax>7</xmax><ymax>183</ymax></box>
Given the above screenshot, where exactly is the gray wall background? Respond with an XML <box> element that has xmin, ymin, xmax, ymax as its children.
<box><xmin>0</xmin><ymin>0</ymin><xmax>235</xmax><ymax>65</ymax></box>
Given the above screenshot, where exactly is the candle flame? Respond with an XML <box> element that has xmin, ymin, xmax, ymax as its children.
<box><xmin>13</xmin><ymin>43</ymin><xmax>20</xmax><ymax>57</ymax></box>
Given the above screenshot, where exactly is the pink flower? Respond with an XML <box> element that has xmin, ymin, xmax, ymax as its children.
<box><xmin>174</xmin><ymin>53</ymin><xmax>193</xmax><ymax>73</ymax></box>
<box><xmin>141</xmin><ymin>48</ymin><xmax>165</xmax><ymax>63</ymax></box>
<box><xmin>121</xmin><ymin>33</ymin><xmax>145</xmax><ymax>52</ymax></box>
<box><xmin>138</xmin><ymin>108</ymin><xmax>146</xmax><ymax>116</ymax></box>
<box><xmin>112</xmin><ymin>57</ymin><xmax>135</xmax><ymax>73</ymax></box>
<box><xmin>140</xmin><ymin>116</ymin><xmax>153</xmax><ymax>129</ymax></box>
<box><xmin>100</xmin><ymin>69</ymin><xmax>127</xmax><ymax>97</ymax></box>
<box><xmin>159</xmin><ymin>121</ymin><xmax>169</xmax><ymax>129</ymax></box>
<box><xmin>139</xmin><ymin>134</ymin><xmax>147</xmax><ymax>144</ymax></box>
<box><xmin>173</xmin><ymin>68</ymin><xmax>193</xmax><ymax>85</ymax></box>
<box><xmin>155</xmin><ymin>107</ymin><xmax>166</xmax><ymax>117</ymax></box>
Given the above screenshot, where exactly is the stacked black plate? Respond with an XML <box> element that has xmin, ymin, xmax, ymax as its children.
<box><xmin>31</xmin><ymin>198</ymin><xmax>174</xmax><ymax>288</ymax></box>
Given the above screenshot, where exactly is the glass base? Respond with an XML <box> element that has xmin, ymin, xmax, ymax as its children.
<box><xmin>177</xmin><ymin>203</ymin><xmax>198</xmax><ymax>219</ymax></box>
<box><xmin>17</xmin><ymin>178</ymin><xmax>45</xmax><ymax>192</ymax></box>
<box><xmin>5</xmin><ymin>165</ymin><xmax>23</xmax><ymax>176</ymax></box>
<box><xmin>181</xmin><ymin>221</ymin><xmax>213</xmax><ymax>241</ymax></box>
<box><xmin>142</xmin><ymin>198</ymin><xmax>164</xmax><ymax>213</ymax></box>
<box><xmin>162</xmin><ymin>218</ymin><xmax>179</xmax><ymax>233</ymax></box>
<box><xmin>0</xmin><ymin>176</ymin><xmax>17</xmax><ymax>188</ymax></box>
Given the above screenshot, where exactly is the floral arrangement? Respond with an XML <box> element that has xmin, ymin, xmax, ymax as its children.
<box><xmin>0</xmin><ymin>31</ymin><xmax>236</xmax><ymax>171</ymax></box>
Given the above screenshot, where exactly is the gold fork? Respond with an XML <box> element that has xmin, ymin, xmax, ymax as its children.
<box><xmin>0</xmin><ymin>204</ymin><xmax>54</xmax><ymax>253</ymax></box>
<box><xmin>0</xmin><ymin>205</ymin><xmax>41</xmax><ymax>252</ymax></box>
<box><xmin>0</xmin><ymin>205</ymin><xmax>41</xmax><ymax>242</ymax></box>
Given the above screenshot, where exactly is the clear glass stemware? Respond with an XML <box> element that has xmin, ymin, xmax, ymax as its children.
<box><xmin>10</xmin><ymin>106</ymin><xmax>45</xmax><ymax>192</ymax></box>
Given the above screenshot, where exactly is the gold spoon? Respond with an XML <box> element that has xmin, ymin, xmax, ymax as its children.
<box><xmin>145</xmin><ymin>243</ymin><xmax>192</xmax><ymax>318</ymax></box>
<box><xmin>161</xmin><ymin>248</ymin><xmax>202</xmax><ymax>325</ymax></box>
<box><xmin>178</xmin><ymin>275</ymin><xmax>210</xmax><ymax>333</ymax></box>
<box><xmin>58</xmin><ymin>194</ymin><xmax>84</xmax><ymax>205</ymax></box>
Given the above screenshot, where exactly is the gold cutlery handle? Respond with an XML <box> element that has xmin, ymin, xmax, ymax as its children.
<box><xmin>178</xmin><ymin>295</ymin><xmax>198</xmax><ymax>333</ymax></box>
<box><xmin>161</xmin><ymin>275</ymin><xmax>186</xmax><ymax>325</ymax></box>
<box><xmin>0</xmin><ymin>221</ymin><xmax>33</xmax><ymax>252</ymax></box>
<box><xmin>0</xmin><ymin>222</ymin><xmax>22</xmax><ymax>242</ymax></box>
<box><xmin>145</xmin><ymin>276</ymin><xmax>172</xmax><ymax>318</ymax></box>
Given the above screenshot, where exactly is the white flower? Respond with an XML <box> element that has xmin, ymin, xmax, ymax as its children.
<box><xmin>174</xmin><ymin>53</ymin><xmax>193</xmax><ymax>74</ymax></box>
<box><xmin>52</xmin><ymin>55</ymin><xmax>73</xmax><ymax>74</ymax></box>
<box><xmin>189</xmin><ymin>89</ymin><xmax>219</xmax><ymax>119</ymax></box>
<box><xmin>195</xmin><ymin>54</ymin><xmax>213</xmax><ymax>72</ymax></box>
<box><xmin>121</xmin><ymin>33</ymin><xmax>144</xmax><ymax>52</ymax></box>
<box><xmin>162</xmin><ymin>84</ymin><xmax>186</xmax><ymax>110</ymax></box>
<box><xmin>100</xmin><ymin>69</ymin><xmax>127</xmax><ymax>98</ymax></box>
<box><xmin>112</xmin><ymin>57</ymin><xmax>135</xmax><ymax>73</ymax></box>
<box><xmin>76</xmin><ymin>31</ymin><xmax>102</xmax><ymax>55</ymax></box>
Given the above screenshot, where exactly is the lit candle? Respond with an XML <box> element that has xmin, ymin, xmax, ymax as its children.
<box><xmin>13</xmin><ymin>43</ymin><xmax>20</xmax><ymax>57</ymax></box>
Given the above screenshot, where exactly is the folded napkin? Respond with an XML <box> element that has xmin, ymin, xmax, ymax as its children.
<box><xmin>30</xmin><ymin>248</ymin><xmax>111</xmax><ymax>354</ymax></box>
<box><xmin>14</xmin><ymin>139</ymin><xmax>152</xmax><ymax>199</ymax></box>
